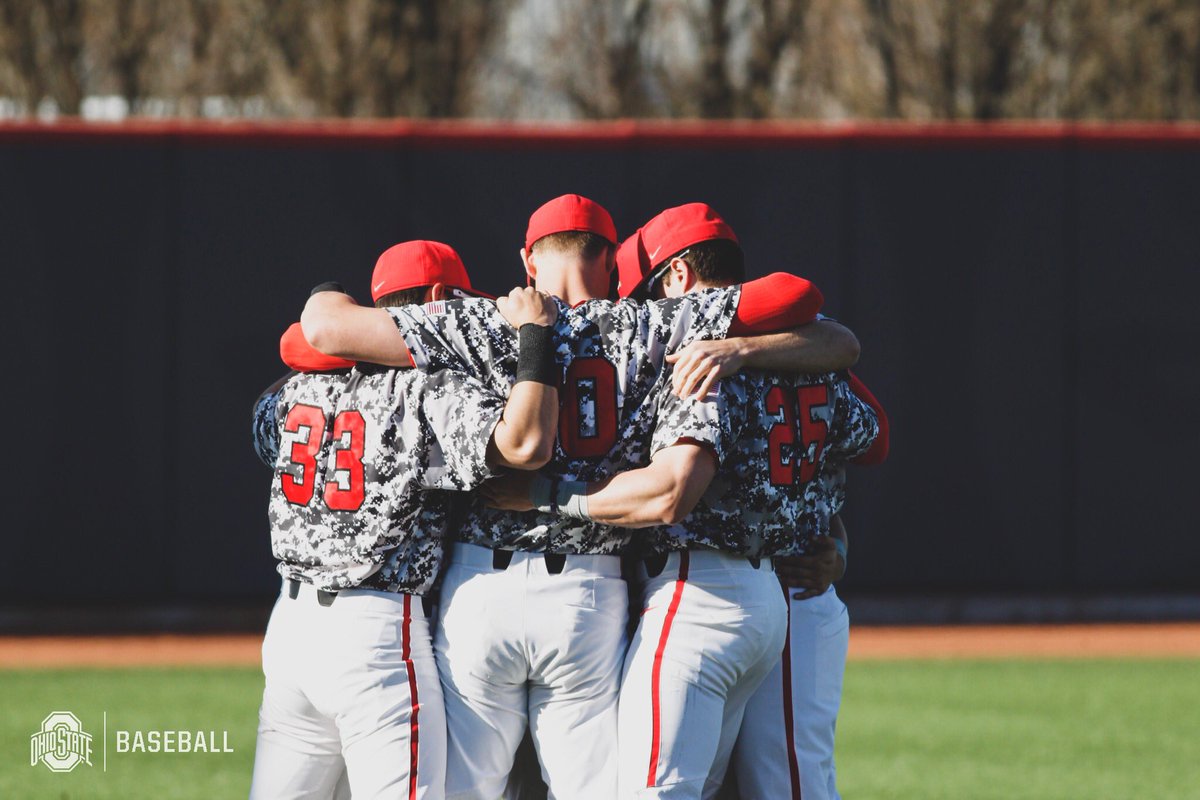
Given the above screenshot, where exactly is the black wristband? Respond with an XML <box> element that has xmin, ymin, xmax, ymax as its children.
<box><xmin>515</xmin><ymin>323</ymin><xmax>558</xmax><ymax>386</ymax></box>
<box><xmin>310</xmin><ymin>281</ymin><xmax>347</xmax><ymax>296</ymax></box>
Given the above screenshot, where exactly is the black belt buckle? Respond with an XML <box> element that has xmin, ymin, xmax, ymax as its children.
<box><xmin>544</xmin><ymin>554</ymin><xmax>566</xmax><ymax>575</ymax></box>
<box><xmin>492</xmin><ymin>549</ymin><xmax>514</xmax><ymax>570</ymax></box>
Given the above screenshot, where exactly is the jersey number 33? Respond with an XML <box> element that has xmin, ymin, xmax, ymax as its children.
<box><xmin>280</xmin><ymin>404</ymin><xmax>366</xmax><ymax>511</ymax></box>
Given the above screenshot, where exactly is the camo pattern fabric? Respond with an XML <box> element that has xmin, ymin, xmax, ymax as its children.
<box><xmin>387</xmin><ymin>286</ymin><xmax>742</xmax><ymax>554</ymax></box>
<box><xmin>260</xmin><ymin>366</ymin><xmax>504</xmax><ymax>593</ymax></box>
<box><xmin>252</xmin><ymin>380</ymin><xmax>285</xmax><ymax>467</ymax></box>
<box><xmin>638</xmin><ymin>370</ymin><xmax>878</xmax><ymax>558</ymax></box>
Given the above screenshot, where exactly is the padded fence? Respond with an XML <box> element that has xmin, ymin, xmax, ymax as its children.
<box><xmin>2</xmin><ymin>121</ymin><xmax>1197</xmax><ymax>609</ymax></box>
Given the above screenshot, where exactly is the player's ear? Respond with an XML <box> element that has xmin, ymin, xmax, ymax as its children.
<box><xmin>427</xmin><ymin>282</ymin><xmax>447</xmax><ymax>302</ymax></box>
<box><xmin>669</xmin><ymin>257</ymin><xmax>693</xmax><ymax>293</ymax></box>
<box><xmin>520</xmin><ymin>247</ymin><xmax>537</xmax><ymax>284</ymax></box>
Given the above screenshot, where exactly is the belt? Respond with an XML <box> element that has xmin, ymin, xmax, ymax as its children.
<box><xmin>492</xmin><ymin>549</ymin><xmax>566</xmax><ymax>575</ymax></box>
<box><xmin>287</xmin><ymin>578</ymin><xmax>338</xmax><ymax>607</ymax></box>
<box><xmin>284</xmin><ymin>578</ymin><xmax>433</xmax><ymax>616</ymax></box>
<box><xmin>642</xmin><ymin>550</ymin><xmax>771</xmax><ymax>579</ymax></box>
<box><xmin>451</xmin><ymin>542</ymin><xmax>622</xmax><ymax>578</ymax></box>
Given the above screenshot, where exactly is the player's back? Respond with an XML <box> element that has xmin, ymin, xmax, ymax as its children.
<box><xmin>642</xmin><ymin>369</ymin><xmax>879</xmax><ymax>558</ymax></box>
<box><xmin>269</xmin><ymin>366</ymin><xmax>496</xmax><ymax>593</ymax></box>
<box><xmin>390</xmin><ymin>289</ymin><xmax>745</xmax><ymax>554</ymax></box>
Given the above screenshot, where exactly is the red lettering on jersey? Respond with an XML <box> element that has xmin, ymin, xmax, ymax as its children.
<box><xmin>559</xmin><ymin>356</ymin><xmax>619</xmax><ymax>458</ymax></box>
<box><xmin>281</xmin><ymin>404</ymin><xmax>326</xmax><ymax>505</ymax></box>
<box><xmin>796</xmin><ymin>384</ymin><xmax>830</xmax><ymax>484</ymax></box>
<box><xmin>325</xmin><ymin>410</ymin><xmax>366</xmax><ymax>511</ymax></box>
<box><xmin>766</xmin><ymin>383</ymin><xmax>831</xmax><ymax>488</ymax></box>
<box><xmin>765</xmin><ymin>386</ymin><xmax>796</xmax><ymax>486</ymax></box>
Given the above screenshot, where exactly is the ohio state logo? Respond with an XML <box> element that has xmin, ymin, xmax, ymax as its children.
<box><xmin>30</xmin><ymin>711</ymin><xmax>93</xmax><ymax>772</ymax></box>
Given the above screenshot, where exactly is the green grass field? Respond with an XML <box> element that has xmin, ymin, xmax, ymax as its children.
<box><xmin>2</xmin><ymin>659</ymin><xmax>1197</xmax><ymax>799</ymax></box>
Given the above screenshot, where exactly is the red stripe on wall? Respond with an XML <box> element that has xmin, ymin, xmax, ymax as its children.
<box><xmin>1</xmin><ymin>119</ymin><xmax>1199</xmax><ymax>150</ymax></box>
<box><xmin>647</xmin><ymin>551</ymin><xmax>690</xmax><ymax>788</ymax></box>
<box><xmin>780</xmin><ymin>587</ymin><xmax>802</xmax><ymax>799</ymax></box>
<box><xmin>402</xmin><ymin>594</ymin><xmax>420</xmax><ymax>800</ymax></box>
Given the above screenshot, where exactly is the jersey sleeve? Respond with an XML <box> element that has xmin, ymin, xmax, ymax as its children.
<box><xmin>649</xmin><ymin>375</ymin><xmax>748</xmax><ymax>466</ymax></box>
<box><xmin>387</xmin><ymin>298</ymin><xmax>518</xmax><ymax>397</ymax></box>
<box><xmin>845</xmin><ymin>370</ymin><xmax>889</xmax><ymax>465</ymax></box>
<box><xmin>580</xmin><ymin>285</ymin><xmax>743</xmax><ymax>375</ymax></box>
<box><xmin>824</xmin><ymin>379</ymin><xmax>881</xmax><ymax>464</ymax></box>
<box><xmin>416</xmin><ymin>369</ymin><xmax>507</xmax><ymax>492</ymax></box>
<box><xmin>251</xmin><ymin>375</ymin><xmax>294</xmax><ymax>467</ymax></box>
<box><xmin>279</xmin><ymin>322</ymin><xmax>356</xmax><ymax>373</ymax></box>
<box><xmin>728</xmin><ymin>272</ymin><xmax>823</xmax><ymax>336</ymax></box>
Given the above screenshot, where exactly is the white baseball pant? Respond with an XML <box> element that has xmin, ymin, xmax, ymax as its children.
<box><xmin>732</xmin><ymin>584</ymin><xmax>849</xmax><ymax>800</ymax></box>
<box><xmin>436</xmin><ymin>542</ymin><xmax>627</xmax><ymax>800</ymax></box>
<box><xmin>250</xmin><ymin>578</ymin><xmax>445</xmax><ymax>800</ymax></box>
<box><xmin>619</xmin><ymin>550</ymin><xmax>789</xmax><ymax>800</ymax></box>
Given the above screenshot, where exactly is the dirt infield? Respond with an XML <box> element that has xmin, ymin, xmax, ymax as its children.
<box><xmin>847</xmin><ymin>623</ymin><xmax>1200</xmax><ymax>660</ymax></box>
<box><xmin>0</xmin><ymin>624</ymin><xmax>1197</xmax><ymax>667</ymax></box>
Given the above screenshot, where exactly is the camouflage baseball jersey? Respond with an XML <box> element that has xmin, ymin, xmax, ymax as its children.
<box><xmin>257</xmin><ymin>366</ymin><xmax>505</xmax><ymax>593</ymax></box>
<box><xmin>637</xmin><ymin>369</ymin><xmax>879</xmax><ymax>558</ymax></box>
<box><xmin>387</xmin><ymin>287</ymin><xmax>743</xmax><ymax>554</ymax></box>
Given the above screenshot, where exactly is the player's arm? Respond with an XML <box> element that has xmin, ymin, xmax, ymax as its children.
<box><xmin>480</xmin><ymin>443</ymin><xmax>718</xmax><ymax>526</ymax></box>
<box><xmin>667</xmin><ymin>319</ymin><xmax>860</xmax><ymax>399</ymax></box>
<box><xmin>485</xmin><ymin>288</ymin><xmax>560</xmax><ymax>470</ymax></box>
<box><xmin>301</xmin><ymin>289</ymin><xmax>414</xmax><ymax>367</ymax></box>
<box><xmin>482</xmin><ymin>374</ymin><xmax>741</xmax><ymax>520</ymax></box>
<box><xmin>570</xmin><ymin>444</ymin><xmax>717</xmax><ymax>526</ymax></box>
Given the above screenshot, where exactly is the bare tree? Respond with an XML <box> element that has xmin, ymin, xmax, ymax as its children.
<box><xmin>0</xmin><ymin>0</ymin><xmax>1198</xmax><ymax>121</ymax></box>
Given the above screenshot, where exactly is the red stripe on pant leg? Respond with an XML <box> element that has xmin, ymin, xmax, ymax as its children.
<box><xmin>403</xmin><ymin>594</ymin><xmax>421</xmax><ymax>800</ymax></box>
<box><xmin>780</xmin><ymin>584</ymin><xmax>802</xmax><ymax>799</ymax></box>
<box><xmin>647</xmin><ymin>551</ymin><xmax>690</xmax><ymax>788</ymax></box>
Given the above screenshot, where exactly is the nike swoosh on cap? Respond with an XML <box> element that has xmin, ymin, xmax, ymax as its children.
<box><xmin>648</xmin><ymin>245</ymin><xmax>662</xmax><ymax>261</ymax></box>
<box><xmin>374</xmin><ymin>281</ymin><xmax>387</xmax><ymax>292</ymax></box>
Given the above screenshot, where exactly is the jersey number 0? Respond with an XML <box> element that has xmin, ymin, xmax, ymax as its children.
<box><xmin>280</xmin><ymin>404</ymin><xmax>366</xmax><ymax>511</ymax></box>
<box><xmin>558</xmin><ymin>356</ymin><xmax>619</xmax><ymax>458</ymax></box>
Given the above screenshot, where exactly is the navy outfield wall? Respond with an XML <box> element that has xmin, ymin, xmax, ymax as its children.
<box><xmin>1</xmin><ymin>120</ymin><xmax>1197</xmax><ymax>612</ymax></box>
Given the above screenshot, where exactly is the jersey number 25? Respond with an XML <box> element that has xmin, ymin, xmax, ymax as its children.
<box><xmin>765</xmin><ymin>384</ymin><xmax>830</xmax><ymax>487</ymax></box>
<box><xmin>280</xmin><ymin>404</ymin><xmax>366</xmax><ymax>511</ymax></box>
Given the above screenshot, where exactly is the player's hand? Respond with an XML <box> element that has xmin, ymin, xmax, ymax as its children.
<box><xmin>478</xmin><ymin>471</ymin><xmax>537</xmax><ymax>511</ymax></box>
<box><xmin>497</xmin><ymin>287</ymin><xmax>558</xmax><ymax>328</ymax></box>
<box><xmin>666</xmin><ymin>338</ymin><xmax>748</xmax><ymax>400</ymax></box>
<box><xmin>775</xmin><ymin>537</ymin><xmax>844</xmax><ymax>601</ymax></box>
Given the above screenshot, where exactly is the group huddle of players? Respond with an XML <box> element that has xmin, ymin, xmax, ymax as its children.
<box><xmin>250</xmin><ymin>194</ymin><xmax>889</xmax><ymax>800</ymax></box>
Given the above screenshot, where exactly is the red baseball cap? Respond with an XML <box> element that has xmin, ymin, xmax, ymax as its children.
<box><xmin>616</xmin><ymin>229</ymin><xmax>651</xmax><ymax>299</ymax></box>
<box><xmin>525</xmin><ymin>194</ymin><xmax>618</xmax><ymax>251</ymax></box>
<box><xmin>370</xmin><ymin>240</ymin><xmax>489</xmax><ymax>302</ymax></box>
<box><xmin>616</xmin><ymin>203</ymin><xmax>739</xmax><ymax>298</ymax></box>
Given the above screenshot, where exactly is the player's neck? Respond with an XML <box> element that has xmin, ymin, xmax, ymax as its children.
<box><xmin>683</xmin><ymin>279</ymin><xmax>725</xmax><ymax>295</ymax></box>
<box><xmin>538</xmin><ymin>271</ymin><xmax>604</xmax><ymax>307</ymax></box>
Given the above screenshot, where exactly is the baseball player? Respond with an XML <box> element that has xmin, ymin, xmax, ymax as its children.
<box><xmin>481</xmin><ymin>206</ymin><xmax>880</xmax><ymax>799</ymax></box>
<box><xmin>249</xmin><ymin>240</ymin><xmax>561</xmax><ymax>800</ymax></box>
<box><xmin>731</xmin><ymin>374</ymin><xmax>890</xmax><ymax>800</ymax></box>
<box><xmin>619</xmin><ymin>206</ymin><xmax>891</xmax><ymax>800</ymax></box>
<box><xmin>295</xmin><ymin>197</ymin><xmax>861</xmax><ymax>799</ymax></box>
